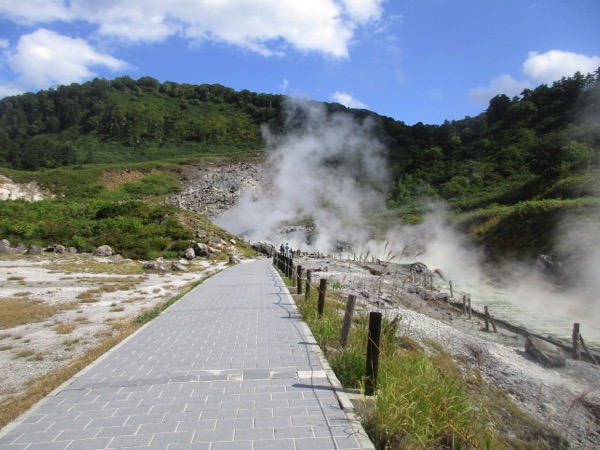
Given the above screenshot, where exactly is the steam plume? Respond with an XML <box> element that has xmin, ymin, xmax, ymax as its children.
<box><xmin>216</xmin><ymin>98</ymin><xmax>389</xmax><ymax>250</ymax></box>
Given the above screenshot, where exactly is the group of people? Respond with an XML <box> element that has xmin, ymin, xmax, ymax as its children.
<box><xmin>279</xmin><ymin>243</ymin><xmax>297</xmax><ymax>256</ymax></box>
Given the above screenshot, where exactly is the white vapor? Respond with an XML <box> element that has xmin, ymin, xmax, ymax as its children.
<box><xmin>215</xmin><ymin>97</ymin><xmax>389</xmax><ymax>251</ymax></box>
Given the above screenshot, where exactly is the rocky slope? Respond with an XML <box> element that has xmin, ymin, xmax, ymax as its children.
<box><xmin>0</xmin><ymin>175</ymin><xmax>54</xmax><ymax>201</ymax></box>
<box><xmin>169</xmin><ymin>154</ymin><xmax>270</xmax><ymax>218</ymax></box>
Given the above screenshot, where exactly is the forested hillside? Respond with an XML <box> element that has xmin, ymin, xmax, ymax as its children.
<box><xmin>0</xmin><ymin>76</ymin><xmax>282</xmax><ymax>169</ymax></box>
<box><xmin>0</xmin><ymin>70</ymin><xmax>599</xmax><ymax>259</ymax></box>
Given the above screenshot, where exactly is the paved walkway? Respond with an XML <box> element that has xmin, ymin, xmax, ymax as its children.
<box><xmin>0</xmin><ymin>259</ymin><xmax>373</xmax><ymax>450</ymax></box>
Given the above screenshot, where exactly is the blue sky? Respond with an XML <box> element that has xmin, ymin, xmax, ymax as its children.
<box><xmin>0</xmin><ymin>0</ymin><xmax>598</xmax><ymax>125</ymax></box>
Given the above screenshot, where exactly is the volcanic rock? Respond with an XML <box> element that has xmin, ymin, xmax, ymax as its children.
<box><xmin>0</xmin><ymin>239</ymin><xmax>10</xmax><ymax>254</ymax></box>
<box><xmin>94</xmin><ymin>245</ymin><xmax>114</xmax><ymax>257</ymax></box>
<box><xmin>525</xmin><ymin>336</ymin><xmax>566</xmax><ymax>367</ymax></box>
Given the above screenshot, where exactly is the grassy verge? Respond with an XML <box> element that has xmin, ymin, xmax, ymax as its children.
<box><xmin>280</xmin><ymin>268</ymin><xmax>566</xmax><ymax>449</ymax></box>
<box><xmin>0</xmin><ymin>272</ymin><xmax>214</xmax><ymax>429</ymax></box>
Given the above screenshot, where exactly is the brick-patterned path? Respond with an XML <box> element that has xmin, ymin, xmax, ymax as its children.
<box><xmin>0</xmin><ymin>259</ymin><xmax>373</xmax><ymax>450</ymax></box>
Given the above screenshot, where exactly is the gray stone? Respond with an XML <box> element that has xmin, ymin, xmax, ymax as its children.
<box><xmin>171</xmin><ymin>262</ymin><xmax>188</xmax><ymax>272</ymax></box>
<box><xmin>193</xmin><ymin>242</ymin><xmax>212</xmax><ymax>257</ymax></box>
<box><xmin>94</xmin><ymin>245</ymin><xmax>114</xmax><ymax>257</ymax></box>
<box><xmin>54</xmin><ymin>244</ymin><xmax>66</xmax><ymax>254</ymax></box>
<box><xmin>183</xmin><ymin>248</ymin><xmax>196</xmax><ymax>260</ymax></box>
<box><xmin>228</xmin><ymin>254</ymin><xmax>241</xmax><ymax>265</ymax></box>
<box><xmin>0</xmin><ymin>239</ymin><xmax>10</xmax><ymax>253</ymax></box>
<box><xmin>143</xmin><ymin>261</ymin><xmax>167</xmax><ymax>271</ymax></box>
<box><xmin>525</xmin><ymin>336</ymin><xmax>566</xmax><ymax>367</ymax></box>
<box><xmin>26</xmin><ymin>245</ymin><xmax>42</xmax><ymax>255</ymax></box>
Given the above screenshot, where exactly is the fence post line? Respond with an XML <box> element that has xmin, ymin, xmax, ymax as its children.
<box><xmin>292</xmin><ymin>265</ymin><xmax>296</xmax><ymax>288</ymax></box>
<box><xmin>340</xmin><ymin>294</ymin><xmax>357</xmax><ymax>348</ymax></box>
<box><xmin>305</xmin><ymin>269</ymin><xmax>312</xmax><ymax>300</ymax></box>
<box><xmin>467</xmin><ymin>297</ymin><xmax>472</xmax><ymax>319</ymax></box>
<box><xmin>317</xmin><ymin>278</ymin><xmax>327</xmax><ymax>317</ymax></box>
<box><xmin>484</xmin><ymin>306</ymin><xmax>490</xmax><ymax>332</ymax></box>
<box><xmin>572</xmin><ymin>323</ymin><xmax>580</xmax><ymax>360</ymax></box>
<box><xmin>297</xmin><ymin>266</ymin><xmax>303</xmax><ymax>295</ymax></box>
<box><xmin>365</xmin><ymin>311</ymin><xmax>382</xmax><ymax>396</ymax></box>
<box><xmin>462</xmin><ymin>294</ymin><xmax>467</xmax><ymax>314</ymax></box>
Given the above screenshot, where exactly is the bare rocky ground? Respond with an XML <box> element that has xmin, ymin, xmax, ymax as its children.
<box><xmin>2</xmin><ymin>164</ymin><xmax>599</xmax><ymax>447</ymax></box>
<box><xmin>0</xmin><ymin>253</ymin><xmax>226</xmax><ymax>407</ymax></box>
<box><xmin>297</xmin><ymin>255</ymin><xmax>600</xmax><ymax>449</ymax></box>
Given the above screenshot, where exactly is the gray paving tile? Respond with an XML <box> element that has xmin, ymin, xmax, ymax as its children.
<box><xmin>0</xmin><ymin>260</ymin><xmax>372</xmax><ymax>449</ymax></box>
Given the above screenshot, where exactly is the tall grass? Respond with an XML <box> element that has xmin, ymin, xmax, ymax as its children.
<box><xmin>291</xmin><ymin>275</ymin><xmax>486</xmax><ymax>449</ymax></box>
<box><xmin>285</xmin><ymin>268</ymin><xmax>565</xmax><ymax>449</ymax></box>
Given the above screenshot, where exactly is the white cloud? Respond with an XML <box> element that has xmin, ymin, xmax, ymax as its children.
<box><xmin>0</xmin><ymin>0</ymin><xmax>71</xmax><ymax>23</ymax></box>
<box><xmin>0</xmin><ymin>38</ymin><xmax>9</xmax><ymax>49</ymax></box>
<box><xmin>0</xmin><ymin>0</ymin><xmax>384</xmax><ymax>58</ymax></box>
<box><xmin>468</xmin><ymin>73</ymin><xmax>530</xmax><ymax>106</ymax></box>
<box><xmin>523</xmin><ymin>50</ymin><xmax>600</xmax><ymax>84</ymax></box>
<box><xmin>7</xmin><ymin>29</ymin><xmax>129</xmax><ymax>89</ymax></box>
<box><xmin>469</xmin><ymin>49</ymin><xmax>600</xmax><ymax>107</ymax></box>
<box><xmin>332</xmin><ymin>91</ymin><xmax>368</xmax><ymax>108</ymax></box>
<box><xmin>340</xmin><ymin>0</ymin><xmax>383</xmax><ymax>23</ymax></box>
<box><xmin>281</xmin><ymin>78</ymin><xmax>289</xmax><ymax>92</ymax></box>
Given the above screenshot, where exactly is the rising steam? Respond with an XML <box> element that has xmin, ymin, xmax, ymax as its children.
<box><xmin>216</xmin><ymin>97</ymin><xmax>599</xmax><ymax>342</ymax></box>
<box><xmin>216</xmin><ymin>98</ymin><xmax>390</xmax><ymax>250</ymax></box>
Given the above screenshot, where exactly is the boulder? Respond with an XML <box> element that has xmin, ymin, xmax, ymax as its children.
<box><xmin>525</xmin><ymin>336</ymin><xmax>566</xmax><ymax>367</ymax></box>
<box><xmin>94</xmin><ymin>245</ymin><xmax>114</xmax><ymax>257</ymax></box>
<box><xmin>228</xmin><ymin>254</ymin><xmax>241</xmax><ymax>264</ymax></box>
<box><xmin>230</xmin><ymin>239</ymin><xmax>237</xmax><ymax>245</ymax></box>
<box><xmin>193</xmin><ymin>242</ymin><xmax>211</xmax><ymax>257</ymax></box>
<box><xmin>0</xmin><ymin>239</ymin><xmax>10</xmax><ymax>253</ymax></box>
<box><xmin>54</xmin><ymin>244</ymin><xmax>66</xmax><ymax>254</ymax></box>
<box><xmin>26</xmin><ymin>245</ymin><xmax>42</xmax><ymax>255</ymax></box>
<box><xmin>436</xmin><ymin>293</ymin><xmax>450</xmax><ymax>302</ymax></box>
<box><xmin>252</xmin><ymin>242</ymin><xmax>275</xmax><ymax>256</ymax></box>
<box><xmin>66</xmin><ymin>247</ymin><xmax>78</xmax><ymax>253</ymax></box>
<box><xmin>143</xmin><ymin>261</ymin><xmax>167</xmax><ymax>271</ymax></box>
<box><xmin>171</xmin><ymin>262</ymin><xmax>188</xmax><ymax>272</ymax></box>
<box><xmin>183</xmin><ymin>248</ymin><xmax>196</xmax><ymax>260</ymax></box>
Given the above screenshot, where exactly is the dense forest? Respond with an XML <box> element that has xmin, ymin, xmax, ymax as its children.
<box><xmin>0</xmin><ymin>70</ymin><xmax>599</xmax><ymax>259</ymax></box>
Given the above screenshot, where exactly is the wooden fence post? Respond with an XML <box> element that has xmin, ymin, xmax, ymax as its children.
<box><xmin>467</xmin><ymin>297</ymin><xmax>472</xmax><ymax>319</ymax></box>
<box><xmin>317</xmin><ymin>278</ymin><xmax>327</xmax><ymax>317</ymax></box>
<box><xmin>449</xmin><ymin>280</ymin><xmax>453</xmax><ymax>299</ymax></box>
<box><xmin>484</xmin><ymin>306</ymin><xmax>497</xmax><ymax>332</ymax></box>
<box><xmin>297</xmin><ymin>266</ymin><xmax>303</xmax><ymax>295</ymax></box>
<box><xmin>305</xmin><ymin>269</ymin><xmax>312</xmax><ymax>300</ymax></box>
<box><xmin>573</xmin><ymin>323</ymin><xmax>580</xmax><ymax>360</ymax></box>
<box><xmin>340</xmin><ymin>294</ymin><xmax>357</xmax><ymax>348</ymax></box>
<box><xmin>365</xmin><ymin>312</ymin><xmax>382</xmax><ymax>396</ymax></box>
<box><xmin>462</xmin><ymin>294</ymin><xmax>467</xmax><ymax>314</ymax></box>
<box><xmin>484</xmin><ymin>306</ymin><xmax>490</xmax><ymax>332</ymax></box>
